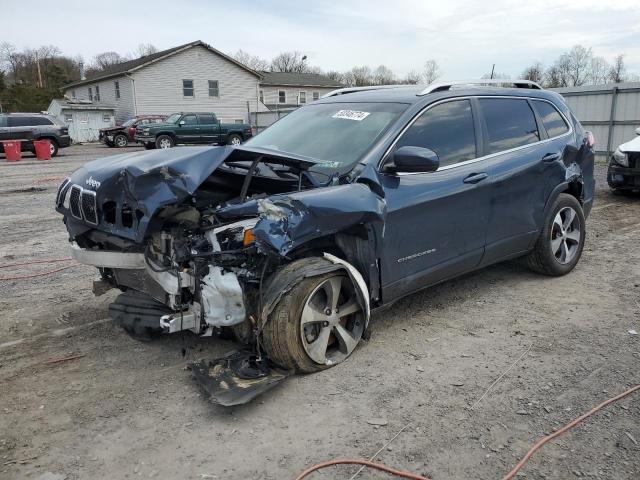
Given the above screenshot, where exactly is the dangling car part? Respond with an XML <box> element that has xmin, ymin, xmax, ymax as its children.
<box><xmin>56</xmin><ymin>80</ymin><xmax>595</xmax><ymax>404</ymax></box>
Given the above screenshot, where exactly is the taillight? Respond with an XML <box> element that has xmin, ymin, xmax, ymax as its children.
<box><xmin>585</xmin><ymin>131</ymin><xmax>595</xmax><ymax>148</ymax></box>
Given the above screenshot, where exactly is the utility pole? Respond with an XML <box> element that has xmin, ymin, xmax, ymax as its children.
<box><xmin>490</xmin><ymin>64</ymin><xmax>495</xmax><ymax>79</ymax></box>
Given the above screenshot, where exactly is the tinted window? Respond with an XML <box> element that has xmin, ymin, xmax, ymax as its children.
<box><xmin>532</xmin><ymin>100</ymin><xmax>569</xmax><ymax>138</ymax></box>
<box><xmin>199</xmin><ymin>114</ymin><xmax>216</xmax><ymax>124</ymax></box>
<box><xmin>396</xmin><ymin>99</ymin><xmax>476</xmax><ymax>167</ymax></box>
<box><xmin>181</xmin><ymin>115</ymin><xmax>198</xmax><ymax>125</ymax></box>
<box><xmin>480</xmin><ymin>99</ymin><xmax>540</xmax><ymax>154</ymax></box>
<box><xmin>8</xmin><ymin>116</ymin><xmax>42</xmax><ymax>127</ymax></box>
<box><xmin>0</xmin><ymin>116</ymin><xmax>6</xmax><ymax>127</ymax></box>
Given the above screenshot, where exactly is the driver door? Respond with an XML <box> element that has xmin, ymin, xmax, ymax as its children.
<box><xmin>379</xmin><ymin>99</ymin><xmax>492</xmax><ymax>302</ymax></box>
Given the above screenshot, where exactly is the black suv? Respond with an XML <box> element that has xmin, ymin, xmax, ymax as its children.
<box><xmin>56</xmin><ymin>80</ymin><xmax>594</xmax><ymax>382</ymax></box>
<box><xmin>0</xmin><ymin>113</ymin><xmax>71</xmax><ymax>157</ymax></box>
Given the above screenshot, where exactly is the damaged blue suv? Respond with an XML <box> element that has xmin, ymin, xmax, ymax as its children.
<box><xmin>56</xmin><ymin>80</ymin><xmax>594</xmax><ymax>377</ymax></box>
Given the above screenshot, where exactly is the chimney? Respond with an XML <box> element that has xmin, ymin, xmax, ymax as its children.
<box><xmin>79</xmin><ymin>62</ymin><xmax>86</xmax><ymax>81</ymax></box>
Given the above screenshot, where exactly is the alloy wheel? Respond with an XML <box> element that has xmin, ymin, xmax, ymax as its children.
<box><xmin>49</xmin><ymin>143</ymin><xmax>55</xmax><ymax>155</ymax></box>
<box><xmin>231</xmin><ymin>136</ymin><xmax>241</xmax><ymax>146</ymax></box>
<box><xmin>115</xmin><ymin>136</ymin><xmax>127</xmax><ymax>147</ymax></box>
<box><xmin>159</xmin><ymin>138</ymin><xmax>172</xmax><ymax>149</ymax></box>
<box><xmin>300</xmin><ymin>275</ymin><xmax>364</xmax><ymax>365</ymax></box>
<box><xmin>550</xmin><ymin>206</ymin><xmax>581</xmax><ymax>264</ymax></box>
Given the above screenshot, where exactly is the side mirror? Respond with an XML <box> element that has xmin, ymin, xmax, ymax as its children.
<box><xmin>179</xmin><ymin>120</ymin><xmax>185</xmax><ymax>126</ymax></box>
<box><xmin>635</xmin><ymin>127</ymin><xmax>640</xmax><ymax>136</ymax></box>
<box><xmin>384</xmin><ymin>146</ymin><xmax>440</xmax><ymax>173</ymax></box>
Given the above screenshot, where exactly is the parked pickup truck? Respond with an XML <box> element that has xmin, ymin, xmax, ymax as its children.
<box><xmin>134</xmin><ymin>112</ymin><xmax>253</xmax><ymax>149</ymax></box>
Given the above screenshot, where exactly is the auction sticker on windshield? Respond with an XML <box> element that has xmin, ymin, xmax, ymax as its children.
<box><xmin>332</xmin><ymin>110</ymin><xmax>371</xmax><ymax>121</ymax></box>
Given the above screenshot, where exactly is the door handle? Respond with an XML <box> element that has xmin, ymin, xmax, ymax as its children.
<box><xmin>542</xmin><ymin>152</ymin><xmax>561</xmax><ymax>163</ymax></box>
<box><xmin>463</xmin><ymin>172</ymin><xmax>488</xmax><ymax>184</ymax></box>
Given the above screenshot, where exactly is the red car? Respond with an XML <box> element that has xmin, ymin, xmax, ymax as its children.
<box><xmin>99</xmin><ymin>115</ymin><xmax>167</xmax><ymax>148</ymax></box>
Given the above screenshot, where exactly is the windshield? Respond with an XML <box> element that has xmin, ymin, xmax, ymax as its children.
<box><xmin>165</xmin><ymin>113</ymin><xmax>181</xmax><ymax>124</ymax></box>
<box><xmin>122</xmin><ymin>119</ymin><xmax>135</xmax><ymax>127</ymax></box>
<box><xmin>245</xmin><ymin>102</ymin><xmax>407</xmax><ymax>172</ymax></box>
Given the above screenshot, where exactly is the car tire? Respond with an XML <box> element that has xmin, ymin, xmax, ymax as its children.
<box><xmin>48</xmin><ymin>140</ymin><xmax>59</xmax><ymax>157</ymax></box>
<box><xmin>526</xmin><ymin>193</ymin><xmax>585</xmax><ymax>276</ymax></box>
<box><xmin>114</xmin><ymin>134</ymin><xmax>128</xmax><ymax>148</ymax></box>
<box><xmin>227</xmin><ymin>134</ymin><xmax>242</xmax><ymax>146</ymax></box>
<box><xmin>155</xmin><ymin>135</ymin><xmax>174</xmax><ymax>149</ymax></box>
<box><xmin>262</xmin><ymin>266</ymin><xmax>365</xmax><ymax>373</ymax></box>
<box><xmin>143</xmin><ymin>142</ymin><xmax>155</xmax><ymax>150</ymax></box>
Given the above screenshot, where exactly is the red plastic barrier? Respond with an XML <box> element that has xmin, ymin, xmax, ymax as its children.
<box><xmin>33</xmin><ymin>139</ymin><xmax>52</xmax><ymax>160</ymax></box>
<box><xmin>1</xmin><ymin>140</ymin><xmax>22</xmax><ymax>161</ymax></box>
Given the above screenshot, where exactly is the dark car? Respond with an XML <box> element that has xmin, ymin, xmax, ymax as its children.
<box><xmin>55</xmin><ymin>80</ymin><xmax>594</xmax><ymax>377</ymax></box>
<box><xmin>606</xmin><ymin>127</ymin><xmax>640</xmax><ymax>193</ymax></box>
<box><xmin>99</xmin><ymin>115</ymin><xmax>167</xmax><ymax>148</ymax></box>
<box><xmin>0</xmin><ymin>113</ymin><xmax>71</xmax><ymax>157</ymax></box>
<box><xmin>133</xmin><ymin>112</ymin><xmax>252</xmax><ymax>149</ymax></box>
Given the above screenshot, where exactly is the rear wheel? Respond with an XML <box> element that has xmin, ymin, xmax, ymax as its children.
<box><xmin>156</xmin><ymin>135</ymin><xmax>174</xmax><ymax>149</ymax></box>
<box><xmin>526</xmin><ymin>193</ymin><xmax>585</xmax><ymax>276</ymax></box>
<box><xmin>262</xmin><ymin>270</ymin><xmax>365</xmax><ymax>372</ymax></box>
<box><xmin>48</xmin><ymin>140</ymin><xmax>59</xmax><ymax>157</ymax></box>
<box><xmin>227</xmin><ymin>134</ymin><xmax>242</xmax><ymax>146</ymax></box>
<box><xmin>114</xmin><ymin>134</ymin><xmax>128</xmax><ymax>148</ymax></box>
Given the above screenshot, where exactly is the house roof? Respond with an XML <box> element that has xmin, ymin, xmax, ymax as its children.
<box><xmin>260</xmin><ymin>71</ymin><xmax>343</xmax><ymax>88</ymax></box>
<box><xmin>50</xmin><ymin>98</ymin><xmax>115</xmax><ymax>111</ymax></box>
<box><xmin>64</xmin><ymin>40</ymin><xmax>262</xmax><ymax>89</ymax></box>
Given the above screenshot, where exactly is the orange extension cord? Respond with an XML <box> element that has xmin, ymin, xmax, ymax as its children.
<box><xmin>0</xmin><ymin>257</ymin><xmax>78</xmax><ymax>281</ymax></box>
<box><xmin>296</xmin><ymin>384</ymin><xmax>640</xmax><ymax>480</ymax></box>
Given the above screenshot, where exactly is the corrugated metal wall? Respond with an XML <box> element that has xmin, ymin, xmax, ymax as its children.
<box><xmin>552</xmin><ymin>82</ymin><xmax>640</xmax><ymax>160</ymax></box>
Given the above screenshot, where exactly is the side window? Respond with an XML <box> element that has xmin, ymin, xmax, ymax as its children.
<box><xmin>479</xmin><ymin>98</ymin><xmax>540</xmax><ymax>154</ymax></box>
<box><xmin>0</xmin><ymin>116</ymin><xmax>7</xmax><ymax>127</ymax></box>
<box><xmin>198</xmin><ymin>114</ymin><xmax>215</xmax><ymax>124</ymax></box>
<box><xmin>182</xmin><ymin>79</ymin><xmax>194</xmax><ymax>97</ymax></box>
<box><xmin>396</xmin><ymin>99</ymin><xmax>476</xmax><ymax>167</ymax></box>
<box><xmin>31</xmin><ymin>116</ymin><xmax>54</xmax><ymax>126</ymax></box>
<box><xmin>532</xmin><ymin>100</ymin><xmax>569</xmax><ymax>138</ymax></box>
<box><xmin>8</xmin><ymin>116</ymin><xmax>37</xmax><ymax>127</ymax></box>
<box><xmin>181</xmin><ymin>115</ymin><xmax>198</xmax><ymax>125</ymax></box>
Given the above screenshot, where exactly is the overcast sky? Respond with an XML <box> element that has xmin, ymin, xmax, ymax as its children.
<box><xmin>3</xmin><ymin>0</ymin><xmax>640</xmax><ymax>78</ymax></box>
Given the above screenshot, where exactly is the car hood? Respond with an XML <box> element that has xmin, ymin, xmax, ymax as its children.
<box><xmin>100</xmin><ymin>126</ymin><xmax>123</xmax><ymax>132</ymax></box>
<box><xmin>619</xmin><ymin>135</ymin><xmax>640</xmax><ymax>153</ymax></box>
<box><xmin>58</xmin><ymin>145</ymin><xmax>321</xmax><ymax>242</ymax></box>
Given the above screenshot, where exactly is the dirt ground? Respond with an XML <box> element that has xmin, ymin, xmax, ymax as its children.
<box><xmin>0</xmin><ymin>144</ymin><xmax>638</xmax><ymax>480</ymax></box>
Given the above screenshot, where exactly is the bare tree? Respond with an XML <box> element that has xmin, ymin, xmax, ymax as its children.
<box><xmin>232</xmin><ymin>49</ymin><xmax>269</xmax><ymax>71</ymax></box>
<box><xmin>373</xmin><ymin>65</ymin><xmax>395</xmax><ymax>85</ymax></box>
<box><xmin>609</xmin><ymin>54</ymin><xmax>626</xmax><ymax>83</ymax></box>
<box><xmin>133</xmin><ymin>43</ymin><xmax>158</xmax><ymax>58</ymax></box>
<box><xmin>543</xmin><ymin>65</ymin><xmax>564</xmax><ymax>88</ymax></box>
<box><xmin>91</xmin><ymin>51</ymin><xmax>128</xmax><ymax>71</ymax></box>
<box><xmin>325</xmin><ymin>70</ymin><xmax>345</xmax><ymax>85</ymax></box>
<box><xmin>348</xmin><ymin>66</ymin><xmax>374</xmax><ymax>86</ymax></box>
<box><xmin>0</xmin><ymin>42</ymin><xmax>20</xmax><ymax>83</ymax></box>
<box><xmin>588</xmin><ymin>56</ymin><xmax>609</xmax><ymax>85</ymax></box>
<box><xmin>422</xmin><ymin>59</ymin><xmax>441</xmax><ymax>84</ymax></box>
<box><xmin>563</xmin><ymin>45</ymin><xmax>592</xmax><ymax>86</ymax></box>
<box><xmin>270</xmin><ymin>51</ymin><xmax>309</xmax><ymax>73</ymax></box>
<box><xmin>521</xmin><ymin>62</ymin><xmax>544</xmax><ymax>84</ymax></box>
<box><xmin>401</xmin><ymin>70</ymin><xmax>422</xmax><ymax>85</ymax></box>
<box><xmin>481</xmin><ymin>71</ymin><xmax>510</xmax><ymax>80</ymax></box>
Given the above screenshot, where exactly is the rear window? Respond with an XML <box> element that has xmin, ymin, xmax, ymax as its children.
<box><xmin>479</xmin><ymin>99</ymin><xmax>540</xmax><ymax>154</ymax></box>
<box><xmin>532</xmin><ymin>100</ymin><xmax>569</xmax><ymax>138</ymax></box>
<box><xmin>8</xmin><ymin>116</ymin><xmax>53</xmax><ymax>127</ymax></box>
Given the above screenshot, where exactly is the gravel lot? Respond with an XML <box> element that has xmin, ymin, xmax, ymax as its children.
<box><xmin>0</xmin><ymin>144</ymin><xmax>638</xmax><ymax>480</ymax></box>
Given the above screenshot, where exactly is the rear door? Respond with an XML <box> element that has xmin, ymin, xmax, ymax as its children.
<box><xmin>477</xmin><ymin>97</ymin><xmax>571</xmax><ymax>265</ymax></box>
<box><xmin>380</xmin><ymin>98</ymin><xmax>492</xmax><ymax>301</ymax></box>
<box><xmin>198</xmin><ymin>114</ymin><xmax>220</xmax><ymax>144</ymax></box>
<box><xmin>176</xmin><ymin>114</ymin><xmax>200</xmax><ymax>143</ymax></box>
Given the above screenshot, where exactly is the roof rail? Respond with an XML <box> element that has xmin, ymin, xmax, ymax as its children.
<box><xmin>418</xmin><ymin>79</ymin><xmax>543</xmax><ymax>96</ymax></box>
<box><xmin>322</xmin><ymin>85</ymin><xmax>410</xmax><ymax>98</ymax></box>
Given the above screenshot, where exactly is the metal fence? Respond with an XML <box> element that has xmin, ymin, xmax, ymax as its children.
<box><xmin>249</xmin><ymin>107</ymin><xmax>297</xmax><ymax>133</ymax></box>
<box><xmin>552</xmin><ymin>82</ymin><xmax>640</xmax><ymax>160</ymax></box>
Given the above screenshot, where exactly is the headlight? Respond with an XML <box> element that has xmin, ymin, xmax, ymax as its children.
<box><xmin>612</xmin><ymin>148</ymin><xmax>629</xmax><ymax>167</ymax></box>
<box><xmin>142</xmin><ymin>128</ymin><xmax>150</xmax><ymax>135</ymax></box>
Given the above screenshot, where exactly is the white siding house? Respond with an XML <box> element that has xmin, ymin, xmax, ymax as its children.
<box><xmin>259</xmin><ymin>72</ymin><xmax>343</xmax><ymax>110</ymax></box>
<box><xmin>47</xmin><ymin>99</ymin><xmax>115</xmax><ymax>143</ymax></box>
<box><xmin>63</xmin><ymin>41</ymin><xmax>262</xmax><ymax>125</ymax></box>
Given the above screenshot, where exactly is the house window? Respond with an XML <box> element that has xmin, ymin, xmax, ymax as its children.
<box><xmin>312</xmin><ymin>91</ymin><xmax>319</xmax><ymax>101</ymax></box>
<box><xmin>71</xmin><ymin>90</ymin><xmax>76</xmax><ymax>99</ymax></box>
<box><xmin>95</xmin><ymin>85</ymin><xmax>100</xmax><ymax>102</ymax></box>
<box><xmin>278</xmin><ymin>90</ymin><xmax>286</xmax><ymax>104</ymax></box>
<box><xmin>102</xmin><ymin>113</ymin><xmax>111</xmax><ymax>122</ymax></box>
<box><xmin>64</xmin><ymin>113</ymin><xmax>73</xmax><ymax>122</ymax></box>
<box><xmin>183</xmin><ymin>79</ymin><xmax>194</xmax><ymax>97</ymax></box>
<box><xmin>234</xmin><ymin>119</ymin><xmax>244</xmax><ymax>124</ymax></box>
<box><xmin>114</xmin><ymin>81</ymin><xmax>120</xmax><ymax>99</ymax></box>
<box><xmin>88</xmin><ymin>87</ymin><xmax>93</xmax><ymax>101</ymax></box>
<box><xmin>208</xmin><ymin>80</ymin><xmax>219</xmax><ymax>97</ymax></box>
<box><xmin>299</xmin><ymin>91</ymin><xmax>306</xmax><ymax>104</ymax></box>
<box><xmin>259</xmin><ymin>90</ymin><xmax>264</xmax><ymax>103</ymax></box>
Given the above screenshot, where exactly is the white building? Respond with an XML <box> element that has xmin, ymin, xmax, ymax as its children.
<box><xmin>47</xmin><ymin>99</ymin><xmax>115</xmax><ymax>143</ymax></box>
<box><xmin>63</xmin><ymin>41</ymin><xmax>262</xmax><ymax>124</ymax></box>
<box><xmin>259</xmin><ymin>72</ymin><xmax>343</xmax><ymax>110</ymax></box>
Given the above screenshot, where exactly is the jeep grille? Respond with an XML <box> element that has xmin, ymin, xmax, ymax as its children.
<box><xmin>69</xmin><ymin>185</ymin><xmax>82</xmax><ymax>219</ymax></box>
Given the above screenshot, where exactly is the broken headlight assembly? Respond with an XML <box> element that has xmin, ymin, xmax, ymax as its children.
<box><xmin>611</xmin><ymin>148</ymin><xmax>629</xmax><ymax>167</ymax></box>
